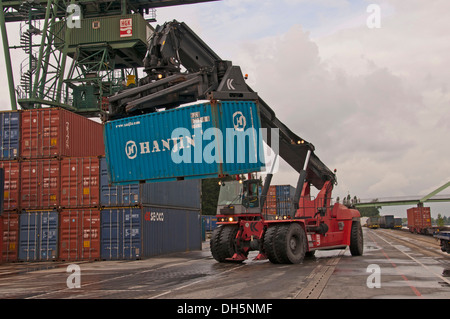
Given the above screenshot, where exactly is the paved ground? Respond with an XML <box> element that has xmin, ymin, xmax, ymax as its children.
<box><xmin>0</xmin><ymin>228</ymin><xmax>448</xmax><ymax>301</ymax></box>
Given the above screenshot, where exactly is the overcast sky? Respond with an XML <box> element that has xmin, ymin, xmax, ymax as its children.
<box><xmin>1</xmin><ymin>0</ymin><xmax>449</xmax><ymax>217</ymax></box>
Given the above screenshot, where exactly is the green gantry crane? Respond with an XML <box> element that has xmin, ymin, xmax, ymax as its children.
<box><xmin>353</xmin><ymin>181</ymin><xmax>450</xmax><ymax>208</ymax></box>
<box><xmin>0</xmin><ymin>0</ymin><xmax>217</xmax><ymax>117</ymax></box>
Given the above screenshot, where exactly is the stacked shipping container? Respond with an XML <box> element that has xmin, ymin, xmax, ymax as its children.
<box><xmin>0</xmin><ymin>108</ymin><xmax>105</xmax><ymax>262</ymax></box>
<box><xmin>260</xmin><ymin>185</ymin><xmax>296</xmax><ymax>218</ymax></box>
<box><xmin>1</xmin><ymin>111</ymin><xmax>22</xmax><ymax>262</ymax></box>
<box><xmin>0</xmin><ymin>108</ymin><xmax>202</xmax><ymax>263</ymax></box>
<box><xmin>99</xmin><ymin>156</ymin><xmax>202</xmax><ymax>260</ymax></box>
<box><xmin>276</xmin><ymin>185</ymin><xmax>295</xmax><ymax>217</ymax></box>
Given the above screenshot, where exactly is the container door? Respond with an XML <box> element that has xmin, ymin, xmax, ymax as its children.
<box><xmin>101</xmin><ymin>208</ymin><xmax>141</xmax><ymax>260</ymax></box>
<box><xmin>41</xmin><ymin>160</ymin><xmax>60</xmax><ymax>208</ymax></box>
<box><xmin>20</xmin><ymin>211</ymin><xmax>58</xmax><ymax>261</ymax></box>
<box><xmin>1</xmin><ymin>213</ymin><xmax>18</xmax><ymax>262</ymax></box>
<box><xmin>59</xmin><ymin>211</ymin><xmax>80</xmax><ymax>260</ymax></box>
<box><xmin>101</xmin><ymin>209</ymin><xmax>120</xmax><ymax>259</ymax></box>
<box><xmin>61</xmin><ymin>157</ymin><xmax>100</xmax><ymax>208</ymax></box>
<box><xmin>0</xmin><ymin>161</ymin><xmax>20</xmax><ymax>210</ymax></box>
<box><xmin>100</xmin><ymin>157</ymin><xmax>120</xmax><ymax>207</ymax></box>
<box><xmin>60</xmin><ymin>210</ymin><xmax>100</xmax><ymax>261</ymax></box>
<box><xmin>123</xmin><ymin>208</ymin><xmax>141</xmax><ymax>259</ymax></box>
<box><xmin>0</xmin><ymin>112</ymin><xmax>20</xmax><ymax>160</ymax></box>
<box><xmin>80</xmin><ymin>210</ymin><xmax>100</xmax><ymax>260</ymax></box>
<box><xmin>40</xmin><ymin>212</ymin><xmax>58</xmax><ymax>260</ymax></box>
<box><xmin>121</xmin><ymin>184</ymin><xmax>140</xmax><ymax>206</ymax></box>
<box><xmin>19</xmin><ymin>213</ymin><xmax>38</xmax><ymax>261</ymax></box>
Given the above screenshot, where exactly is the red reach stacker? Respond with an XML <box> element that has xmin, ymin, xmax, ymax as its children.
<box><xmin>211</xmin><ymin>168</ymin><xmax>363</xmax><ymax>264</ymax></box>
<box><xmin>106</xmin><ymin>20</ymin><xmax>364</xmax><ymax>264</ymax></box>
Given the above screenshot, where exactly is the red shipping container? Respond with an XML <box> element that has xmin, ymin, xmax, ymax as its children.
<box><xmin>59</xmin><ymin>209</ymin><xmax>100</xmax><ymax>261</ymax></box>
<box><xmin>60</xmin><ymin>157</ymin><xmax>100</xmax><ymax>208</ymax></box>
<box><xmin>20</xmin><ymin>159</ymin><xmax>60</xmax><ymax>209</ymax></box>
<box><xmin>0</xmin><ymin>161</ymin><xmax>20</xmax><ymax>210</ymax></box>
<box><xmin>1</xmin><ymin>212</ymin><xmax>18</xmax><ymax>262</ymax></box>
<box><xmin>267</xmin><ymin>186</ymin><xmax>277</xmax><ymax>196</ymax></box>
<box><xmin>407</xmin><ymin>206</ymin><xmax>431</xmax><ymax>233</ymax></box>
<box><xmin>21</xmin><ymin>108</ymin><xmax>105</xmax><ymax>159</ymax></box>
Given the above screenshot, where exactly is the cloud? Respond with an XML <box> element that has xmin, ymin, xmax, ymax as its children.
<box><xmin>231</xmin><ymin>2</ymin><xmax>450</xmax><ymax>203</ymax></box>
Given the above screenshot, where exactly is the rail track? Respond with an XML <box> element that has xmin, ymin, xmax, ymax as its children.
<box><xmin>371</xmin><ymin>227</ymin><xmax>445</xmax><ymax>257</ymax></box>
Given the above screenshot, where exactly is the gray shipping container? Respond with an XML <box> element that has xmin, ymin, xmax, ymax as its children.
<box><xmin>100</xmin><ymin>206</ymin><xmax>202</xmax><ymax>260</ymax></box>
<box><xmin>100</xmin><ymin>157</ymin><xmax>201</xmax><ymax>209</ymax></box>
<box><xmin>140</xmin><ymin>179</ymin><xmax>201</xmax><ymax>210</ymax></box>
<box><xmin>379</xmin><ymin>215</ymin><xmax>395</xmax><ymax>229</ymax></box>
<box><xmin>142</xmin><ymin>206</ymin><xmax>202</xmax><ymax>257</ymax></box>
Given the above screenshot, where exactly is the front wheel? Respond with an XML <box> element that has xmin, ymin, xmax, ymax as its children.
<box><xmin>210</xmin><ymin>225</ymin><xmax>238</xmax><ymax>262</ymax></box>
<box><xmin>349</xmin><ymin>221</ymin><xmax>364</xmax><ymax>256</ymax></box>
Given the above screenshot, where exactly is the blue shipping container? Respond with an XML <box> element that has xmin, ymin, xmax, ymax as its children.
<box><xmin>19</xmin><ymin>211</ymin><xmax>58</xmax><ymax>261</ymax></box>
<box><xmin>0</xmin><ymin>111</ymin><xmax>20</xmax><ymax>160</ymax></box>
<box><xmin>275</xmin><ymin>185</ymin><xmax>295</xmax><ymax>202</ymax></box>
<box><xmin>104</xmin><ymin>101</ymin><xmax>264</xmax><ymax>184</ymax></box>
<box><xmin>276</xmin><ymin>201</ymin><xmax>293</xmax><ymax>217</ymax></box>
<box><xmin>101</xmin><ymin>208</ymin><xmax>141</xmax><ymax>260</ymax></box>
<box><xmin>202</xmin><ymin>215</ymin><xmax>218</xmax><ymax>232</ymax></box>
<box><xmin>100</xmin><ymin>206</ymin><xmax>201</xmax><ymax>260</ymax></box>
<box><xmin>100</xmin><ymin>157</ymin><xmax>140</xmax><ymax>206</ymax></box>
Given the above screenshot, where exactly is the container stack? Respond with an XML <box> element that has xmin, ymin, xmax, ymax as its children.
<box><xmin>1</xmin><ymin>111</ymin><xmax>23</xmax><ymax>263</ymax></box>
<box><xmin>99</xmin><ymin>158</ymin><xmax>202</xmax><ymax>260</ymax></box>
<box><xmin>261</xmin><ymin>185</ymin><xmax>277</xmax><ymax>217</ymax></box>
<box><xmin>260</xmin><ymin>184</ymin><xmax>296</xmax><ymax>218</ymax></box>
<box><xmin>275</xmin><ymin>185</ymin><xmax>296</xmax><ymax>217</ymax></box>
<box><xmin>0</xmin><ymin>108</ymin><xmax>203</xmax><ymax>263</ymax></box>
<box><xmin>13</xmin><ymin>108</ymin><xmax>104</xmax><ymax>262</ymax></box>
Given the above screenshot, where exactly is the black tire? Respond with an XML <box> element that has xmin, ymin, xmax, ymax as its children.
<box><xmin>349</xmin><ymin>221</ymin><xmax>364</xmax><ymax>256</ymax></box>
<box><xmin>210</xmin><ymin>225</ymin><xmax>224</xmax><ymax>262</ymax></box>
<box><xmin>273</xmin><ymin>223</ymin><xmax>307</xmax><ymax>264</ymax></box>
<box><xmin>210</xmin><ymin>225</ymin><xmax>238</xmax><ymax>262</ymax></box>
<box><xmin>263</xmin><ymin>225</ymin><xmax>282</xmax><ymax>264</ymax></box>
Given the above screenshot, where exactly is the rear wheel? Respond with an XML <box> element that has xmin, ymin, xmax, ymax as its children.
<box><xmin>210</xmin><ymin>225</ymin><xmax>238</xmax><ymax>262</ymax></box>
<box><xmin>349</xmin><ymin>221</ymin><xmax>364</xmax><ymax>256</ymax></box>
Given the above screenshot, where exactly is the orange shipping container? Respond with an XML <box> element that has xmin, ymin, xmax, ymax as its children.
<box><xmin>0</xmin><ymin>161</ymin><xmax>20</xmax><ymax>210</ymax></box>
<box><xmin>60</xmin><ymin>157</ymin><xmax>100</xmax><ymax>208</ymax></box>
<box><xmin>59</xmin><ymin>209</ymin><xmax>100</xmax><ymax>261</ymax></box>
<box><xmin>20</xmin><ymin>159</ymin><xmax>60</xmax><ymax>209</ymax></box>
<box><xmin>21</xmin><ymin>108</ymin><xmax>105</xmax><ymax>159</ymax></box>
<box><xmin>407</xmin><ymin>206</ymin><xmax>432</xmax><ymax>233</ymax></box>
<box><xmin>1</xmin><ymin>212</ymin><xmax>18</xmax><ymax>262</ymax></box>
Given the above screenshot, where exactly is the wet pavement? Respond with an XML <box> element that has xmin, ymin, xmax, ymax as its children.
<box><xmin>0</xmin><ymin>228</ymin><xmax>448</xmax><ymax>299</ymax></box>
